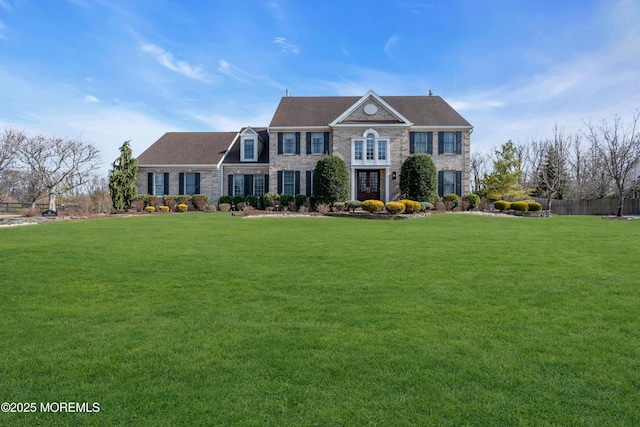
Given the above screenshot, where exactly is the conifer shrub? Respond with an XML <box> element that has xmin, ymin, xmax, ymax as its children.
<box><xmin>527</xmin><ymin>201</ymin><xmax>543</xmax><ymax>211</ymax></box>
<box><xmin>314</xmin><ymin>155</ymin><xmax>349</xmax><ymax>204</ymax></box>
<box><xmin>385</xmin><ymin>201</ymin><xmax>405</xmax><ymax>214</ymax></box>
<box><xmin>191</xmin><ymin>194</ymin><xmax>209</xmax><ymax>211</ymax></box>
<box><xmin>279</xmin><ymin>194</ymin><xmax>294</xmax><ymax>209</ymax></box>
<box><xmin>332</xmin><ymin>202</ymin><xmax>345</xmax><ymax>212</ymax></box>
<box><xmin>159</xmin><ymin>205</ymin><xmax>170</xmax><ymax>212</ymax></box>
<box><xmin>361</xmin><ymin>199</ymin><xmax>384</xmax><ymax>213</ymax></box>
<box><xmin>219</xmin><ymin>195</ymin><xmax>233</xmax><ymax>205</ymax></box>
<box><xmin>245</xmin><ymin>195</ymin><xmax>258</xmax><ymax>208</ymax></box>
<box><xmin>177</xmin><ymin>203</ymin><xmax>189</xmax><ymax>212</ymax></box>
<box><xmin>494</xmin><ymin>200</ymin><xmax>511</xmax><ymax>211</ymax></box>
<box><xmin>219</xmin><ymin>203</ymin><xmax>231</xmax><ymax>212</ymax></box>
<box><xmin>345</xmin><ymin>200</ymin><xmax>362</xmax><ymax>212</ymax></box>
<box><xmin>294</xmin><ymin>194</ymin><xmax>307</xmax><ymax>209</ymax></box>
<box><xmin>462</xmin><ymin>193</ymin><xmax>480</xmax><ymax>211</ymax></box>
<box><xmin>145</xmin><ymin>206</ymin><xmax>156</xmax><ymax>213</ymax></box>
<box><xmin>420</xmin><ymin>201</ymin><xmax>434</xmax><ymax>211</ymax></box>
<box><xmin>232</xmin><ymin>195</ymin><xmax>245</xmax><ymax>207</ymax></box>
<box><xmin>399</xmin><ymin>199</ymin><xmax>421</xmax><ymax>214</ymax></box>
<box><xmin>399</xmin><ymin>154</ymin><xmax>438</xmax><ymax>202</ymax></box>
<box><xmin>511</xmin><ymin>201</ymin><xmax>529</xmax><ymax>211</ymax></box>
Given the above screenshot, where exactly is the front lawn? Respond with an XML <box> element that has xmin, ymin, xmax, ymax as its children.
<box><xmin>0</xmin><ymin>213</ymin><xmax>638</xmax><ymax>425</ymax></box>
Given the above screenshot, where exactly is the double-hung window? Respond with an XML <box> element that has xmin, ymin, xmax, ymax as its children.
<box><xmin>442</xmin><ymin>171</ymin><xmax>455</xmax><ymax>195</ymax></box>
<box><xmin>366</xmin><ymin>134</ymin><xmax>375</xmax><ymax>160</ymax></box>
<box><xmin>311</xmin><ymin>133</ymin><xmax>324</xmax><ymax>154</ymax></box>
<box><xmin>233</xmin><ymin>175</ymin><xmax>244</xmax><ymax>197</ymax></box>
<box><xmin>414</xmin><ymin>132</ymin><xmax>427</xmax><ymax>154</ymax></box>
<box><xmin>253</xmin><ymin>175</ymin><xmax>265</xmax><ymax>197</ymax></box>
<box><xmin>283</xmin><ymin>133</ymin><xmax>296</xmax><ymax>154</ymax></box>
<box><xmin>243</xmin><ymin>139</ymin><xmax>255</xmax><ymax>161</ymax></box>
<box><xmin>283</xmin><ymin>171</ymin><xmax>295</xmax><ymax>195</ymax></box>
<box><xmin>378</xmin><ymin>141</ymin><xmax>387</xmax><ymax>161</ymax></box>
<box><xmin>185</xmin><ymin>173</ymin><xmax>197</xmax><ymax>195</ymax></box>
<box><xmin>154</xmin><ymin>174</ymin><xmax>164</xmax><ymax>196</ymax></box>
<box><xmin>354</xmin><ymin>141</ymin><xmax>363</xmax><ymax>160</ymax></box>
<box><xmin>442</xmin><ymin>132</ymin><xmax>455</xmax><ymax>154</ymax></box>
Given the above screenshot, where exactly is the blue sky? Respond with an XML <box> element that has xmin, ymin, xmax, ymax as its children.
<box><xmin>1</xmin><ymin>0</ymin><xmax>639</xmax><ymax>174</ymax></box>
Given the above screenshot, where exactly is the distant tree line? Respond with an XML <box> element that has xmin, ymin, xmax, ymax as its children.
<box><xmin>472</xmin><ymin>111</ymin><xmax>640</xmax><ymax>216</ymax></box>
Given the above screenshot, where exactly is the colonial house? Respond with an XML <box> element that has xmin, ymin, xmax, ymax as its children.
<box><xmin>136</xmin><ymin>90</ymin><xmax>472</xmax><ymax>205</ymax></box>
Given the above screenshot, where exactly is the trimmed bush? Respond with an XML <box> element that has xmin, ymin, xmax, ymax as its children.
<box><xmin>314</xmin><ymin>155</ymin><xmax>349</xmax><ymax>204</ymax></box>
<box><xmin>163</xmin><ymin>195</ymin><xmax>177</xmax><ymax>211</ymax></box>
<box><xmin>385</xmin><ymin>201</ymin><xmax>405</xmax><ymax>214</ymax></box>
<box><xmin>219</xmin><ymin>203</ymin><xmax>231</xmax><ymax>212</ymax></box>
<box><xmin>236</xmin><ymin>202</ymin><xmax>246</xmax><ymax>211</ymax></box>
<box><xmin>399</xmin><ymin>199</ymin><xmax>421</xmax><ymax>214</ymax></box>
<box><xmin>145</xmin><ymin>195</ymin><xmax>160</xmax><ymax>207</ymax></box>
<box><xmin>345</xmin><ymin>200</ymin><xmax>362</xmax><ymax>212</ymax></box>
<box><xmin>511</xmin><ymin>201</ymin><xmax>529</xmax><ymax>211</ymax></box>
<box><xmin>316</xmin><ymin>203</ymin><xmax>330</xmax><ymax>214</ymax></box>
<box><xmin>159</xmin><ymin>205</ymin><xmax>170</xmax><ymax>212</ymax></box>
<box><xmin>144</xmin><ymin>206</ymin><xmax>156</xmax><ymax>213</ymax></box>
<box><xmin>207</xmin><ymin>205</ymin><xmax>217</xmax><ymax>213</ymax></box>
<box><xmin>400</xmin><ymin>154</ymin><xmax>438</xmax><ymax>203</ymax></box>
<box><xmin>462</xmin><ymin>193</ymin><xmax>480</xmax><ymax>211</ymax></box>
<box><xmin>131</xmin><ymin>195</ymin><xmax>146</xmax><ymax>212</ymax></box>
<box><xmin>294</xmin><ymin>194</ymin><xmax>307</xmax><ymax>209</ymax></box>
<box><xmin>175</xmin><ymin>195</ymin><xmax>191</xmax><ymax>205</ymax></box>
<box><xmin>361</xmin><ymin>199</ymin><xmax>384</xmax><ymax>213</ymax></box>
<box><xmin>219</xmin><ymin>195</ymin><xmax>233</xmax><ymax>205</ymax></box>
<box><xmin>245</xmin><ymin>195</ymin><xmax>258</xmax><ymax>208</ymax></box>
<box><xmin>443</xmin><ymin>193</ymin><xmax>460</xmax><ymax>210</ymax></box>
<box><xmin>494</xmin><ymin>200</ymin><xmax>511</xmax><ymax>211</ymax></box>
<box><xmin>332</xmin><ymin>202</ymin><xmax>346</xmax><ymax>212</ymax></box>
<box><xmin>232</xmin><ymin>195</ymin><xmax>245</xmax><ymax>207</ymax></box>
<box><xmin>262</xmin><ymin>193</ymin><xmax>279</xmax><ymax>209</ymax></box>
<box><xmin>527</xmin><ymin>201</ymin><xmax>543</xmax><ymax>211</ymax></box>
<box><xmin>177</xmin><ymin>203</ymin><xmax>189</xmax><ymax>212</ymax></box>
<box><xmin>191</xmin><ymin>194</ymin><xmax>209</xmax><ymax>211</ymax></box>
<box><xmin>279</xmin><ymin>194</ymin><xmax>294</xmax><ymax>210</ymax></box>
<box><xmin>420</xmin><ymin>201</ymin><xmax>434</xmax><ymax>211</ymax></box>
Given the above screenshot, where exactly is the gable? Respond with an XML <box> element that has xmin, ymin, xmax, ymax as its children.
<box><xmin>137</xmin><ymin>132</ymin><xmax>237</xmax><ymax>165</ymax></box>
<box><xmin>330</xmin><ymin>91</ymin><xmax>411</xmax><ymax>126</ymax></box>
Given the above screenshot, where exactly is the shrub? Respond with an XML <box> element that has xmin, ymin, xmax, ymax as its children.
<box><xmin>131</xmin><ymin>195</ymin><xmax>146</xmax><ymax>212</ymax></box>
<box><xmin>527</xmin><ymin>200</ymin><xmax>543</xmax><ymax>211</ymax></box>
<box><xmin>177</xmin><ymin>203</ymin><xmax>189</xmax><ymax>212</ymax></box>
<box><xmin>219</xmin><ymin>203</ymin><xmax>231</xmax><ymax>212</ymax></box>
<box><xmin>316</xmin><ymin>203</ymin><xmax>330</xmax><ymax>214</ymax></box>
<box><xmin>240</xmin><ymin>204</ymin><xmax>252</xmax><ymax>216</ymax></box>
<box><xmin>332</xmin><ymin>202</ymin><xmax>346</xmax><ymax>212</ymax></box>
<box><xmin>385</xmin><ymin>201</ymin><xmax>405</xmax><ymax>214</ymax></box>
<box><xmin>399</xmin><ymin>199</ymin><xmax>421</xmax><ymax>214</ymax></box>
<box><xmin>511</xmin><ymin>201</ymin><xmax>529</xmax><ymax>211</ymax></box>
<box><xmin>232</xmin><ymin>195</ymin><xmax>245</xmax><ymax>207</ymax></box>
<box><xmin>494</xmin><ymin>200</ymin><xmax>511</xmax><ymax>211</ymax></box>
<box><xmin>443</xmin><ymin>193</ymin><xmax>460</xmax><ymax>210</ymax></box>
<box><xmin>361</xmin><ymin>199</ymin><xmax>384</xmax><ymax>213</ymax></box>
<box><xmin>462</xmin><ymin>193</ymin><xmax>480</xmax><ymax>211</ymax></box>
<box><xmin>191</xmin><ymin>194</ymin><xmax>209</xmax><ymax>211</ymax></box>
<box><xmin>299</xmin><ymin>205</ymin><xmax>309</xmax><ymax>213</ymax></box>
<box><xmin>219</xmin><ymin>195</ymin><xmax>233</xmax><ymax>205</ymax></box>
<box><xmin>400</xmin><ymin>154</ymin><xmax>438</xmax><ymax>203</ymax></box>
<box><xmin>159</xmin><ymin>205</ymin><xmax>170</xmax><ymax>212</ymax></box>
<box><xmin>420</xmin><ymin>201</ymin><xmax>434</xmax><ymax>211</ymax></box>
<box><xmin>345</xmin><ymin>200</ymin><xmax>362</xmax><ymax>212</ymax></box>
<box><xmin>163</xmin><ymin>195</ymin><xmax>177</xmax><ymax>211</ymax></box>
<box><xmin>314</xmin><ymin>155</ymin><xmax>349</xmax><ymax>204</ymax></box>
<box><xmin>279</xmin><ymin>194</ymin><xmax>294</xmax><ymax>210</ymax></box>
<box><xmin>145</xmin><ymin>206</ymin><xmax>156</xmax><ymax>213</ymax></box>
<box><xmin>175</xmin><ymin>195</ymin><xmax>191</xmax><ymax>205</ymax></box>
<box><xmin>245</xmin><ymin>195</ymin><xmax>258</xmax><ymax>208</ymax></box>
<box><xmin>294</xmin><ymin>194</ymin><xmax>307</xmax><ymax>209</ymax></box>
<box><xmin>207</xmin><ymin>205</ymin><xmax>217</xmax><ymax>213</ymax></box>
<box><xmin>22</xmin><ymin>207</ymin><xmax>40</xmax><ymax>217</ymax></box>
<box><xmin>145</xmin><ymin>195</ymin><xmax>160</xmax><ymax>207</ymax></box>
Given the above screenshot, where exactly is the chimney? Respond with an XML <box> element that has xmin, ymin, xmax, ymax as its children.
<box><xmin>429</xmin><ymin>89</ymin><xmax>433</xmax><ymax>96</ymax></box>
<box><xmin>286</xmin><ymin>88</ymin><xmax>290</xmax><ymax>97</ymax></box>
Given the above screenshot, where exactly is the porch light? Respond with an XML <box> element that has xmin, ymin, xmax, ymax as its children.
<box><xmin>392</xmin><ymin>172</ymin><xmax>397</xmax><ymax>180</ymax></box>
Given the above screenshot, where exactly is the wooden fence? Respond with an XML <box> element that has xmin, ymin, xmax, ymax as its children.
<box><xmin>533</xmin><ymin>198</ymin><xmax>640</xmax><ymax>216</ymax></box>
<box><xmin>0</xmin><ymin>202</ymin><xmax>48</xmax><ymax>214</ymax></box>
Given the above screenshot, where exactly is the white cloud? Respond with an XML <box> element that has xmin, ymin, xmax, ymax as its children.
<box><xmin>217</xmin><ymin>59</ymin><xmax>252</xmax><ymax>84</ymax></box>
<box><xmin>84</xmin><ymin>95</ymin><xmax>99</xmax><ymax>103</ymax></box>
<box><xmin>384</xmin><ymin>35</ymin><xmax>401</xmax><ymax>59</ymax></box>
<box><xmin>140</xmin><ymin>43</ymin><xmax>210</xmax><ymax>82</ymax></box>
<box><xmin>273</xmin><ymin>37</ymin><xmax>300</xmax><ymax>54</ymax></box>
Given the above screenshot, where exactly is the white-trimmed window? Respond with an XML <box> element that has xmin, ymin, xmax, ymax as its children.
<box><xmin>443</xmin><ymin>132</ymin><xmax>455</xmax><ymax>154</ymax></box>
<box><xmin>233</xmin><ymin>175</ymin><xmax>244</xmax><ymax>197</ymax></box>
<box><xmin>442</xmin><ymin>171</ymin><xmax>455</xmax><ymax>195</ymax></box>
<box><xmin>242</xmin><ymin>139</ymin><xmax>256</xmax><ymax>161</ymax></box>
<box><xmin>311</xmin><ymin>133</ymin><xmax>324</xmax><ymax>154</ymax></box>
<box><xmin>283</xmin><ymin>133</ymin><xmax>296</xmax><ymax>154</ymax></box>
<box><xmin>366</xmin><ymin>134</ymin><xmax>375</xmax><ymax>160</ymax></box>
<box><xmin>283</xmin><ymin>171</ymin><xmax>295</xmax><ymax>195</ymax></box>
<box><xmin>414</xmin><ymin>132</ymin><xmax>427</xmax><ymax>154</ymax></box>
<box><xmin>254</xmin><ymin>175</ymin><xmax>265</xmax><ymax>197</ymax></box>
<box><xmin>378</xmin><ymin>141</ymin><xmax>387</xmax><ymax>160</ymax></box>
<box><xmin>352</xmin><ymin>130</ymin><xmax>389</xmax><ymax>165</ymax></box>
<box><xmin>154</xmin><ymin>174</ymin><xmax>164</xmax><ymax>196</ymax></box>
<box><xmin>185</xmin><ymin>173</ymin><xmax>198</xmax><ymax>195</ymax></box>
<box><xmin>354</xmin><ymin>141</ymin><xmax>363</xmax><ymax>160</ymax></box>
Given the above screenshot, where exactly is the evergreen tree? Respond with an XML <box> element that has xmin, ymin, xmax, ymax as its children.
<box><xmin>313</xmin><ymin>155</ymin><xmax>349</xmax><ymax>204</ymax></box>
<box><xmin>109</xmin><ymin>141</ymin><xmax>138</xmax><ymax>212</ymax></box>
<box><xmin>535</xmin><ymin>145</ymin><xmax>569</xmax><ymax>200</ymax></box>
<box><xmin>482</xmin><ymin>140</ymin><xmax>523</xmax><ymax>200</ymax></box>
<box><xmin>399</xmin><ymin>154</ymin><xmax>438</xmax><ymax>202</ymax></box>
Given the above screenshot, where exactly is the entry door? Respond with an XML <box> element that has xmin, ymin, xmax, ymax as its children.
<box><xmin>357</xmin><ymin>170</ymin><xmax>380</xmax><ymax>201</ymax></box>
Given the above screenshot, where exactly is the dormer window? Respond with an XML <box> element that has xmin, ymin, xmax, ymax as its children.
<box><xmin>240</xmin><ymin>129</ymin><xmax>259</xmax><ymax>162</ymax></box>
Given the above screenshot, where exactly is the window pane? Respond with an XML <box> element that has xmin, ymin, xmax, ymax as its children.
<box><xmin>366</xmin><ymin>138</ymin><xmax>375</xmax><ymax>160</ymax></box>
<box><xmin>154</xmin><ymin>174</ymin><xmax>164</xmax><ymax>196</ymax></box>
<box><xmin>244</xmin><ymin>139</ymin><xmax>254</xmax><ymax>160</ymax></box>
<box><xmin>378</xmin><ymin>141</ymin><xmax>386</xmax><ymax>160</ymax></box>
<box><xmin>284</xmin><ymin>133</ymin><xmax>295</xmax><ymax>154</ymax></box>
<box><xmin>233</xmin><ymin>175</ymin><xmax>244</xmax><ymax>197</ymax></box>
<box><xmin>443</xmin><ymin>171</ymin><xmax>455</xmax><ymax>194</ymax></box>
<box><xmin>312</xmin><ymin>133</ymin><xmax>324</xmax><ymax>154</ymax></box>
<box><xmin>370</xmin><ymin>172</ymin><xmax>378</xmax><ymax>192</ymax></box>
<box><xmin>283</xmin><ymin>171</ymin><xmax>295</xmax><ymax>195</ymax></box>
<box><xmin>254</xmin><ymin>175</ymin><xmax>265</xmax><ymax>197</ymax></box>
<box><xmin>443</xmin><ymin>132</ymin><xmax>455</xmax><ymax>154</ymax></box>
<box><xmin>415</xmin><ymin>132</ymin><xmax>427</xmax><ymax>154</ymax></box>
<box><xmin>354</xmin><ymin>141</ymin><xmax>363</xmax><ymax>160</ymax></box>
<box><xmin>186</xmin><ymin>173</ymin><xmax>197</xmax><ymax>195</ymax></box>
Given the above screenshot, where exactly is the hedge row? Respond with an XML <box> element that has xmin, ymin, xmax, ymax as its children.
<box><xmin>494</xmin><ymin>200</ymin><xmax>543</xmax><ymax>212</ymax></box>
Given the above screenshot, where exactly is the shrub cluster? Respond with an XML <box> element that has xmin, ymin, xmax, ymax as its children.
<box><xmin>191</xmin><ymin>194</ymin><xmax>209</xmax><ymax>211</ymax></box>
<box><xmin>361</xmin><ymin>199</ymin><xmax>384</xmax><ymax>213</ymax></box>
<box><xmin>177</xmin><ymin>203</ymin><xmax>189</xmax><ymax>212</ymax></box>
<box><xmin>385</xmin><ymin>201</ymin><xmax>405</xmax><ymax>214</ymax></box>
<box><xmin>443</xmin><ymin>194</ymin><xmax>460</xmax><ymax>210</ymax></box>
<box><xmin>527</xmin><ymin>201</ymin><xmax>542</xmax><ymax>211</ymax></box>
<box><xmin>399</xmin><ymin>199</ymin><xmax>421</xmax><ymax>214</ymax></box>
<box><xmin>510</xmin><ymin>201</ymin><xmax>529</xmax><ymax>211</ymax></box>
<box><xmin>462</xmin><ymin>193</ymin><xmax>480</xmax><ymax>211</ymax></box>
<box><xmin>494</xmin><ymin>200</ymin><xmax>511</xmax><ymax>211</ymax></box>
<box><xmin>163</xmin><ymin>195</ymin><xmax>177</xmax><ymax>210</ymax></box>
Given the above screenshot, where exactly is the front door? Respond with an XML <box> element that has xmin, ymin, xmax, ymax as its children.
<box><xmin>356</xmin><ymin>170</ymin><xmax>380</xmax><ymax>201</ymax></box>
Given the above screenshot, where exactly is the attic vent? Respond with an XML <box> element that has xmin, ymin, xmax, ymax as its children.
<box><xmin>364</xmin><ymin>103</ymin><xmax>378</xmax><ymax>115</ymax></box>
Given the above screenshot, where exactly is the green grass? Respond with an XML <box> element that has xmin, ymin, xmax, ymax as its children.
<box><xmin>1</xmin><ymin>213</ymin><xmax>639</xmax><ymax>426</ymax></box>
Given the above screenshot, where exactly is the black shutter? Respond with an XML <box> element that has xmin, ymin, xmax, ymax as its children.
<box><xmin>264</xmin><ymin>174</ymin><xmax>269</xmax><ymax>193</ymax></box>
<box><xmin>306</xmin><ymin>132</ymin><xmax>312</xmax><ymax>154</ymax></box>
<box><xmin>427</xmin><ymin>132</ymin><xmax>433</xmax><ymax>154</ymax></box>
<box><xmin>294</xmin><ymin>171</ymin><xmax>301</xmax><ymax>195</ymax></box>
<box><xmin>324</xmin><ymin>132</ymin><xmax>330</xmax><ymax>154</ymax></box>
<box><xmin>244</xmin><ymin>174</ymin><xmax>253</xmax><ymax>196</ymax></box>
<box><xmin>455</xmin><ymin>132</ymin><xmax>462</xmax><ymax>154</ymax></box>
<box><xmin>194</xmin><ymin>173</ymin><xmax>201</xmax><ymax>194</ymax></box>
<box><xmin>277</xmin><ymin>171</ymin><xmax>283</xmax><ymax>194</ymax></box>
<box><xmin>438</xmin><ymin>132</ymin><xmax>444</xmax><ymax>155</ymax></box>
<box><xmin>147</xmin><ymin>173</ymin><xmax>153</xmax><ymax>194</ymax></box>
<box><xmin>455</xmin><ymin>171</ymin><xmax>462</xmax><ymax>196</ymax></box>
<box><xmin>179</xmin><ymin>173</ymin><xmax>185</xmax><ymax>194</ymax></box>
<box><xmin>295</xmin><ymin>132</ymin><xmax>301</xmax><ymax>154</ymax></box>
<box><xmin>277</xmin><ymin>133</ymin><xmax>283</xmax><ymax>154</ymax></box>
<box><xmin>409</xmin><ymin>132</ymin><xmax>415</xmax><ymax>154</ymax></box>
<box><xmin>438</xmin><ymin>171</ymin><xmax>444</xmax><ymax>196</ymax></box>
<box><xmin>163</xmin><ymin>173</ymin><xmax>169</xmax><ymax>195</ymax></box>
<box><xmin>228</xmin><ymin>175</ymin><xmax>233</xmax><ymax>196</ymax></box>
<box><xmin>306</xmin><ymin>171</ymin><xmax>312</xmax><ymax>196</ymax></box>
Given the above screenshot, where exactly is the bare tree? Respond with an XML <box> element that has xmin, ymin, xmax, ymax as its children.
<box><xmin>530</xmin><ymin>125</ymin><xmax>572</xmax><ymax>213</ymax></box>
<box><xmin>470</xmin><ymin>151</ymin><xmax>490</xmax><ymax>193</ymax></box>
<box><xmin>584</xmin><ymin>112</ymin><xmax>640</xmax><ymax>216</ymax></box>
<box><xmin>0</xmin><ymin>129</ymin><xmax>25</xmax><ymax>190</ymax></box>
<box><xmin>16</xmin><ymin>134</ymin><xmax>101</xmax><ymax>211</ymax></box>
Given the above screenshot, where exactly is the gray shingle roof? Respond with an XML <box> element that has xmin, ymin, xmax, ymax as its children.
<box><xmin>269</xmin><ymin>95</ymin><xmax>471</xmax><ymax>127</ymax></box>
<box><xmin>137</xmin><ymin>132</ymin><xmax>236</xmax><ymax>165</ymax></box>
